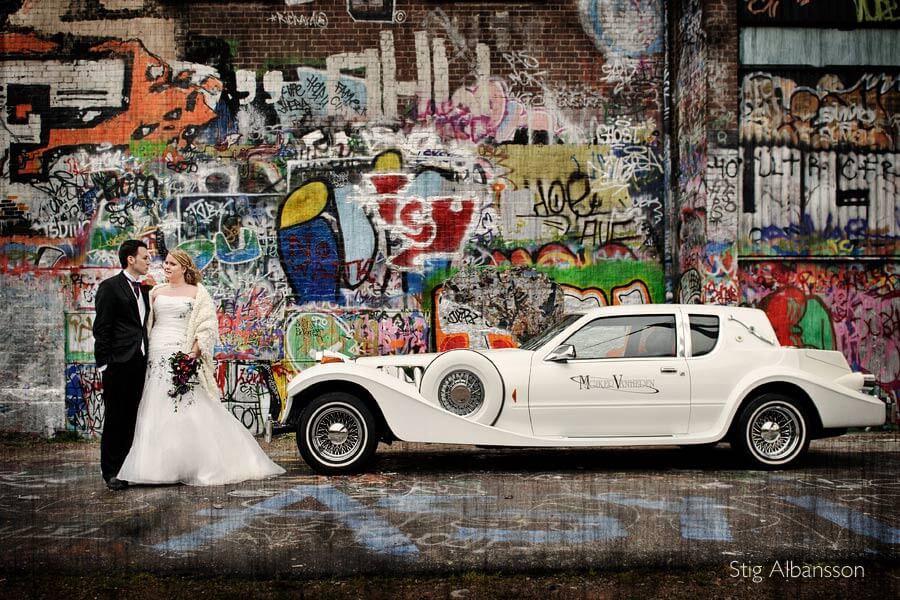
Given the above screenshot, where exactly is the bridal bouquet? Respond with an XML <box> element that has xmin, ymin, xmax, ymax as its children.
<box><xmin>168</xmin><ymin>351</ymin><xmax>202</xmax><ymax>411</ymax></box>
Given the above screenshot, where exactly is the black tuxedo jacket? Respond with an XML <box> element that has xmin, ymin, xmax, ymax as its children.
<box><xmin>92</xmin><ymin>272</ymin><xmax>150</xmax><ymax>368</ymax></box>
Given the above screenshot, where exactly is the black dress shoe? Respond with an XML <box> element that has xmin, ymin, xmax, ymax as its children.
<box><xmin>105</xmin><ymin>477</ymin><xmax>128</xmax><ymax>491</ymax></box>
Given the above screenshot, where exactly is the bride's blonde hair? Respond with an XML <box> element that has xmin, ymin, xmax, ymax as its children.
<box><xmin>167</xmin><ymin>248</ymin><xmax>202</xmax><ymax>285</ymax></box>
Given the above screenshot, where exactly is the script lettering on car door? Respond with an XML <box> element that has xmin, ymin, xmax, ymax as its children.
<box><xmin>570</xmin><ymin>375</ymin><xmax>659</xmax><ymax>394</ymax></box>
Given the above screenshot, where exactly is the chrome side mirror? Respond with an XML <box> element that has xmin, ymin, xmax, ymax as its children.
<box><xmin>545</xmin><ymin>344</ymin><xmax>575</xmax><ymax>362</ymax></box>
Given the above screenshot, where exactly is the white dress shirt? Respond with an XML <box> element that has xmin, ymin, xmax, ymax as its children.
<box><xmin>122</xmin><ymin>271</ymin><xmax>146</xmax><ymax>356</ymax></box>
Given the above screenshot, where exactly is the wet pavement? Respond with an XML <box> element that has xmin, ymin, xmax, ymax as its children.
<box><xmin>1</xmin><ymin>432</ymin><xmax>898</xmax><ymax>583</ymax></box>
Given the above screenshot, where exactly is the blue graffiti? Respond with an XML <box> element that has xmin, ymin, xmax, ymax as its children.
<box><xmin>600</xmin><ymin>493</ymin><xmax>733</xmax><ymax>541</ymax></box>
<box><xmin>782</xmin><ymin>496</ymin><xmax>900</xmax><ymax>544</ymax></box>
<box><xmin>749</xmin><ymin>213</ymin><xmax>900</xmax><ymax>255</ymax></box>
<box><xmin>582</xmin><ymin>0</ymin><xmax>664</xmax><ymax>58</ymax></box>
<box><xmin>64</xmin><ymin>365</ymin><xmax>86</xmax><ymax>420</ymax></box>
<box><xmin>156</xmin><ymin>489</ymin><xmax>900</xmax><ymax>557</ymax></box>
<box><xmin>154</xmin><ymin>485</ymin><xmax>418</xmax><ymax>556</ymax></box>
<box><xmin>333</xmin><ymin>182</ymin><xmax>376</xmax><ymax>287</ymax></box>
<box><xmin>278</xmin><ymin>218</ymin><xmax>341</xmax><ymax>303</ymax></box>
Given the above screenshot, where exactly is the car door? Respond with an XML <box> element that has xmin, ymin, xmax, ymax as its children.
<box><xmin>528</xmin><ymin>312</ymin><xmax>691</xmax><ymax>437</ymax></box>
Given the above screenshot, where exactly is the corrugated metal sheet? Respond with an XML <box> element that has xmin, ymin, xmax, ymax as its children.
<box><xmin>741</xmin><ymin>28</ymin><xmax>900</xmax><ymax>66</ymax></box>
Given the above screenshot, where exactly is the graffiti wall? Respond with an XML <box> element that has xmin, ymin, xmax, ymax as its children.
<box><xmin>740</xmin><ymin>69</ymin><xmax>899</xmax><ymax>257</ymax></box>
<box><xmin>668</xmin><ymin>1</ymin><xmax>900</xmax><ymax>410</ymax></box>
<box><xmin>739</xmin><ymin>0</ymin><xmax>900</xmax><ymax>27</ymax></box>
<box><xmin>738</xmin><ymin>39</ymin><xmax>899</xmax><ymax>406</ymax></box>
<box><xmin>671</xmin><ymin>0</ymin><xmax>743</xmax><ymax>308</ymax></box>
<box><xmin>0</xmin><ymin>0</ymin><xmax>669</xmax><ymax>434</ymax></box>
<box><xmin>741</xmin><ymin>262</ymin><xmax>900</xmax><ymax>409</ymax></box>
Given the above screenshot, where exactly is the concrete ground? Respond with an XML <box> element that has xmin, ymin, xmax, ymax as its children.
<box><xmin>1</xmin><ymin>431</ymin><xmax>898</xmax><ymax>597</ymax></box>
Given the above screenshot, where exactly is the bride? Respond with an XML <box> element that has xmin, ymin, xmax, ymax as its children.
<box><xmin>117</xmin><ymin>248</ymin><xmax>285</xmax><ymax>485</ymax></box>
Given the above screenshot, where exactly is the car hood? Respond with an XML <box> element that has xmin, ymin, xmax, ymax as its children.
<box><xmin>355</xmin><ymin>354</ymin><xmax>436</xmax><ymax>369</ymax></box>
<box><xmin>354</xmin><ymin>347</ymin><xmax>527</xmax><ymax>369</ymax></box>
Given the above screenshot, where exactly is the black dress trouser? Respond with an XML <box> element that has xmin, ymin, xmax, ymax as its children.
<box><xmin>100</xmin><ymin>353</ymin><xmax>147</xmax><ymax>482</ymax></box>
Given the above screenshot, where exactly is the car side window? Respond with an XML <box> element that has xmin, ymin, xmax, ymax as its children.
<box><xmin>563</xmin><ymin>315</ymin><xmax>676</xmax><ymax>360</ymax></box>
<box><xmin>689</xmin><ymin>314</ymin><xmax>719</xmax><ymax>356</ymax></box>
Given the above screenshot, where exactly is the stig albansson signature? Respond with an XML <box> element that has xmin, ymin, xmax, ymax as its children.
<box><xmin>729</xmin><ymin>560</ymin><xmax>865</xmax><ymax>583</ymax></box>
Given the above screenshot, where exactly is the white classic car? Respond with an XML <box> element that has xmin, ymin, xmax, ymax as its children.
<box><xmin>282</xmin><ymin>304</ymin><xmax>886</xmax><ymax>474</ymax></box>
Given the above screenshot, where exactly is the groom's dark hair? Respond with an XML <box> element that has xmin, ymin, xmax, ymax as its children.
<box><xmin>118</xmin><ymin>239</ymin><xmax>148</xmax><ymax>268</ymax></box>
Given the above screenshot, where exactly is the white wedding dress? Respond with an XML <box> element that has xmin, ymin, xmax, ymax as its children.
<box><xmin>118</xmin><ymin>295</ymin><xmax>285</xmax><ymax>485</ymax></box>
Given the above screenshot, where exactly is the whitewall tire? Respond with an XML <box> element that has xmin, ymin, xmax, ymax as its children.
<box><xmin>297</xmin><ymin>392</ymin><xmax>379</xmax><ymax>475</ymax></box>
<box><xmin>733</xmin><ymin>393</ymin><xmax>810</xmax><ymax>468</ymax></box>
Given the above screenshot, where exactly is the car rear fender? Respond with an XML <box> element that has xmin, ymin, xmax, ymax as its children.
<box><xmin>284</xmin><ymin>363</ymin><xmax>541</xmax><ymax>446</ymax></box>
<box><xmin>719</xmin><ymin>367</ymin><xmax>885</xmax><ymax>440</ymax></box>
<box><xmin>723</xmin><ymin>378</ymin><xmax>821</xmax><ymax>441</ymax></box>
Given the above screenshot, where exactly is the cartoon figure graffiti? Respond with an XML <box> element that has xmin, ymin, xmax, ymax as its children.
<box><xmin>277</xmin><ymin>180</ymin><xmax>343</xmax><ymax>304</ymax></box>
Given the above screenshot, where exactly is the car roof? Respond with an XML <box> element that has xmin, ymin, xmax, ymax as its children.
<box><xmin>573</xmin><ymin>304</ymin><xmax>763</xmax><ymax>319</ymax></box>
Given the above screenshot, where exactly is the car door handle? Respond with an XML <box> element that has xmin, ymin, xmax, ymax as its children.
<box><xmin>660</xmin><ymin>367</ymin><xmax>678</xmax><ymax>373</ymax></box>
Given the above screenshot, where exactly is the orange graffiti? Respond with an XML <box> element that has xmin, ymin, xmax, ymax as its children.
<box><xmin>486</xmin><ymin>333</ymin><xmax>517</xmax><ymax>349</ymax></box>
<box><xmin>0</xmin><ymin>33</ymin><xmax>59</xmax><ymax>54</ymax></box>
<box><xmin>438</xmin><ymin>333</ymin><xmax>470</xmax><ymax>352</ymax></box>
<box><xmin>611</xmin><ymin>280</ymin><xmax>652</xmax><ymax>305</ymax></box>
<box><xmin>491</xmin><ymin>243</ymin><xmax>582</xmax><ymax>268</ymax></box>
<box><xmin>7</xmin><ymin>34</ymin><xmax>221</xmax><ymax>177</ymax></box>
<box><xmin>561</xmin><ymin>285</ymin><xmax>608</xmax><ymax>308</ymax></box>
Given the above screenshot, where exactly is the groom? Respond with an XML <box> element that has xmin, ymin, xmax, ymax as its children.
<box><xmin>92</xmin><ymin>240</ymin><xmax>152</xmax><ymax>491</ymax></box>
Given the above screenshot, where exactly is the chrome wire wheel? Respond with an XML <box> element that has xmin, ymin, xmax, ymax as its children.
<box><xmin>744</xmin><ymin>399</ymin><xmax>806</xmax><ymax>465</ymax></box>
<box><xmin>420</xmin><ymin>350</ymin><xmax>505</xmax><ymax>425</ymax></box>
<box><xmin>297</xmin><ymin>393</ymin><xmax>379</xmax><ymax>474</ymax></box>
<box><xmin>438</xmin><ymin>369</ymin><xmax>485</xmax><ymax>416</ymax></box>
<box><xmin>307</xmin><ymin>402</ymin><xmax>367</xmax><ymax>466</ymax></box>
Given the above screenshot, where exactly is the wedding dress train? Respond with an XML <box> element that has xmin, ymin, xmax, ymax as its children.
<box><xmin>118</xmin><ymin>295</ymin><xmax>285</xmax><ymax>485</ymax></box>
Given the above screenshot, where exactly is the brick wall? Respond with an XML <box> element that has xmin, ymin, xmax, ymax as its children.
<box><xmin>0</xmin><ymin>0</ymin><xmax>670</xmax><ymax>434</ymax></box>
<box><xmin>178</xmin><ymin>1</ymin><xmax>609</xmax><ymax>85</ymax></box>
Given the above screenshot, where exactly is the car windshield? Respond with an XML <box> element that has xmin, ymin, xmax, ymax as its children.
<box><xmin>519</xmin><ymin>313</ymin><xmax>583</xmax><ymax>351</ymax></box>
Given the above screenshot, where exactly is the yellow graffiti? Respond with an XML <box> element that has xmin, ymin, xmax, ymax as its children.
<box><xmin>281</xmin><ymin>181</ymin><xmax>328</xmax><ymax>228</ymax></box>
<box><xmin>855</xmin><ymin>0</ymin><xmax>900</xmax><ymax>22</ymax></box>
<box><xmin>373</xmin><ymin>149</ymin><xmax>403</xmax><ymax>172</ymax></box>
<box><xmin>744</xmin><ymin>0</ymin><xmax>782</xmax><ymax>18</ymax></box>
<box><xmin>501</xmin><ymin>145</ymin><xmax>638</xmax><ymax>215</ymax></box>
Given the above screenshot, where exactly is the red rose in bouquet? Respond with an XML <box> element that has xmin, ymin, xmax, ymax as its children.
<box><xmin>168</xmin><ymin>351</ymin><xmax>202</xmax><ymax>411</ymax></box>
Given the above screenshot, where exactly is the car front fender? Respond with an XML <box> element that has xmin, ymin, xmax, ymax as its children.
<box><xmin>284</xmin><ymin>362</ymin><xmax>542</xmax><ymax>446</ymax></box>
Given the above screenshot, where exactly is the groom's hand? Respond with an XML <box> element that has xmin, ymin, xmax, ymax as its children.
<box><xmin>143</xmin><ymin>275</ymin><xmax>158</xmax><ymax>287</ymax></box>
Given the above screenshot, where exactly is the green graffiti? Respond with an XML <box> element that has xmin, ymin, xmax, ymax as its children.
<box><xmin>797</xmin><ymin>296</ymin><xmax>836</xmax><ymax>350</ymax></box>
<box><xmin>539</xmin><ymin>261</ymin><xmax>666</xmax><ymax>304</ymax></box>
<box><xmin>854</xmin><ymin>0</ymin><xmax>900</xmax><ymax>23</ymax></box>
<box><xmin>284</xmin><ymin>313</ymin><xmax>358</xmax><ymax>363</ymax></box>
<box><xmin>128</xmin><ymin>139</ymin><xmax>169</xmax><ymax>161</ymax></box>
